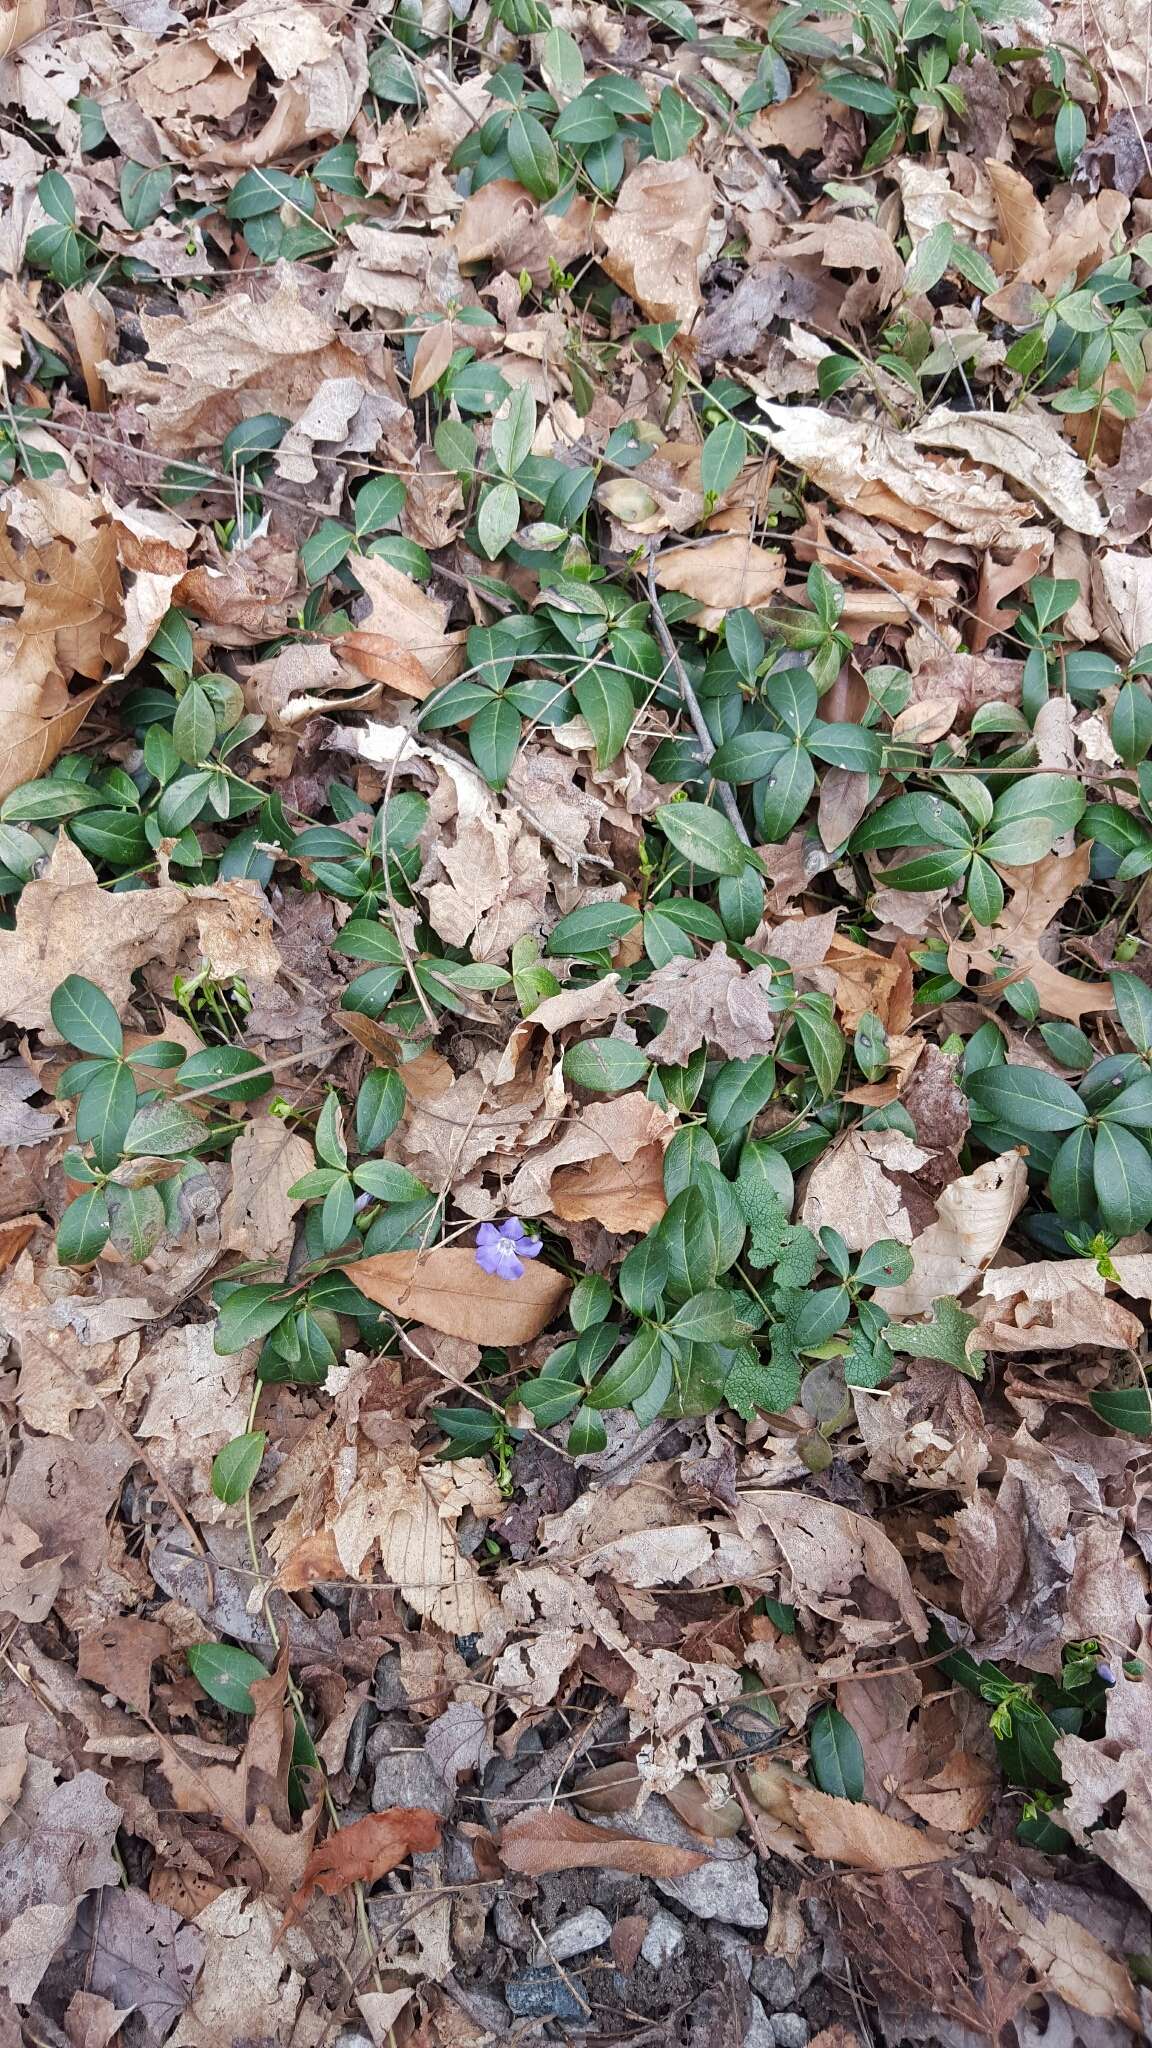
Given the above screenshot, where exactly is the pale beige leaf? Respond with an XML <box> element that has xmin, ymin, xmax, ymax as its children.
<box><xmin>749</xmin><ymin>1763</ymin><xmax>950</xmax><ymax>1871</ymax></box>
<box><xmin>655</xmin><ymin>536</ymin><xmax>786</xmax><ymax>626</ymax></box>
<box><xmin>874</xmin><ymin>1154</ymin><xmax>1028</xmax><ymax>1316</ymax></box>
<box><xmin>220</xmin><ymin>1116</ymin><xmax>315</xmax><ymax>1264</ymax></box>
<box><xmin>801</xmin><ymin>1127</ymin><xmax>930</xmax><ymax>1251</ymax></box>
<box><xmin>973</xmin><ymin>1260</ymin><xmax>1143</xmax><ymax>1352</ymax></box>
<box><xmin>339</xmin><ymin>554</ymin><xmax>465</xmax><ymax>699</ymax></box>
<box><xmin>597</xmin><ymin>159</ymin><xmax>714</xmax><ymax>329</ymax></box>
<box><xmin>735</xmin><ymin>1491</ymin><xmax>929</xmax><ymax>1643</ymax></box>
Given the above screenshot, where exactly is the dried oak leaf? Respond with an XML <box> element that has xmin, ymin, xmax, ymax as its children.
<box><xmin>873</xmin><ymin>1154</ymin><xmax>1027</xmax><ymax>1317</ymax></box>
<box><xmin>278</xmin><ymin>1808</ymin><xmax>441</xmax><ymax>1937</ymax></box>
<box><xmin>734</xmin><ymin>1491</ymin><xmax>929</xmax><ymax>1643</ymax></box>
<box><xmin>632</xmin><ymin>945</ymin><xmax>776</xmax><ymax>1063</ymax></box>
<box><xmin>1056</xmin><ymin>1735</ymin><xmax>1152</xmax><ymax>1913</ymax></box>
<box><xmin>345</xmin><ymin>1246</ymin><xmax>569</xmax><ymax>1344</ymax></box>
<box><xmin>597</xmin><ymin>159</ymin><xmax>714</xmax><ymax>329</ymax></box>
<box><xmin>67</xmin><ymin>1888</ymin><xmax>203</xmax><ymax>2048</ymax></box>
<box><xmin>972</xmin><ymin>1259</ymin><xmax>1143</xmax><ymax>1352</ymax></box>
<box><xmin>500</xmin><ymin>1808</ymin><xmax>708</xmax><ymax>1879</ymax></box>
<box><xmin>801</xmin><ymin>1127</ymin><xmax>931</xmax><ymax>1251</ymax></box>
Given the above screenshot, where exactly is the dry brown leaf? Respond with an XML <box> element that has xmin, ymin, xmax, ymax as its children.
<box><xmin>902</xmin><ymin>1752</ymin><xmax>997</xmax><ymax>1834</ymax></box>
<box><xmin>758</xmin><ymin>403</ymin><xmax>1039</xmax><ymax>544</ymax></box>
<box><xmin>874</xmin><ymin>1154</ymin><xmax>1028</xmax><ymax>1317</ymax></box>
<box><xmin>1056</xmin><ymin>1734</ymin><xmax>1152</xmax><ymax>1913</ymax></box>
<box><xmin>973</xmin><ymin>1260</ymin><xmax>1143</xmax><ymax>1352</ymax></box>
<box><xmin>735</xmin><ymin>1491</ymin><xmax>929</xmax><ymax>1643</ymax></box>
<box><xmin>219</xmin><ymin>1116</ymin><xmax>314</xmax><ymax>1266</ymax></box>
<box><xmin>343</xmin><ymin>1245</ymin><xmax>569</xmax><ymax>1344</ymax></box>
<box><xmin>424</xmin><ymin>809</ymin><xmax>549</xmax><ymax>963</ymax></box>
<box><xmin>630</xmin><ymin>945</ymin><xmax>776</xmax><ymax>1063</ymax></box>
<box><xmin>278</xmin><ymin>1808</ymin><xmax>441</xmax><ymax>1937</ymax></box>
<box><xmin>749</xmin><ymin>1763</ymin><xmax>950</xmax><ymax>1870</ymax></box>
<box><xmin>505</xmin><ymin>1091</ymin><xmax>674</xmax><ymax>1229</ymax></box>
<box><xmin>76</xmin><ymin>1616</ymin><xmax>171</xmax><ymax>1721</ymax></box>
<box><xmin>597</xmin><ymin>159</ymin><xmax>714</xmax><ymax>329</ymax></box>
<box><xmin>950</xmin><ymin>844</ymin><xmax>1116</xmax><ymax>1021</ymax></box>
<box><xmin>910</xmin><ymin>404</ymin><xmax>1104</xmax><ymax>537</ymax></box>
<box><xmin>654</xmin><ymin>536</ymin><xmax>786</xmax><ymax>625</ymax></box>
<box><xmin>338</xmin><ymin>553</ymin><xmax>465</xmax><ymax>700</ymax></box>
<box><xmin>801</xmin><ymin>1127</ymin><xmax>931</xmax><ymax>1250</ymax></box>
<box><xmin>500</xmin><ymin>1808</ymin><xmax>708</xmax><ymax>1879</ymax></box>
<box><xmin>784</xmin><ymin>218</ymin><xmax>903</xmax><ymax>324</ymax></box>
<box><xmin>959</xmin><ymin>1874</ymin><xmax>1140</xmax><ymax>2028</ymax></box>
<box><xmin>984</xmin><ymin>160</ymin><xmax>1049</xmax><ymax>277</ymax></box>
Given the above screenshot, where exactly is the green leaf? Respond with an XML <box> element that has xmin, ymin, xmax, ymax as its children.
<box><xmin>655</xmin><ymin>800</ymin><xmax>749</xmax><ymax>877</ymax></box>
<box><xmin>806</xmin><ymin>722</ymin><xmax>883</xmax><ymax>774</ymax></box>
<box><xmin>570</xmin><ymin>1273</ymin><xmax>613</xmax><ymax>1330</ymax></box>
<box><xmin>518</xmin><ymin>1373</ymin><xmax>584</xmax><ymax>1425</ymax></box>
<box><xmin>1112</xmin><ymin>970</ymin><xmax>1152</xmax><ymax>1055</ymax></box>
<box><xmin>172</xmin><ymin>682</ymin><xmax>216</xmax><ymax>766</ymax></box>
<box><xmin>563</xmin><ymin>1038</ymin><xmax>650</xmax><ymax>1093</ymax></box>
<box><xmin>985</xmin><ymin>773</ymin><xmax>1086</xmax><ymax>861</ymax></box>
<box><xmin>38</xmin><ymin>167</ymin><xmax>76</xmax><ymax>224</ymax></box>
<box><xmin>508</xmin><ymin>109</ymin><xmax>560</xmax><ymax>198</ymax></box>
<box><xmin>214</xmin><ymin>1284</ymin><xmax>293</xmax><ymax>1355</ymax></box>
<box><xmin>178</xmin><ymin>1047</ymin><xmax>273</xmax><ymax>1101</ymax></box>
<box><xmin>353</xmin><ymin>473</ymin><xmax>406</xmax><ymax>534</ymax></box>
<box><xmin>356</xmin><ymin>1067</ymin><xmax>407</xmax><ymax>1150</ymax></box>
<box><xmin>186</xmin><ymin>1642</ymin><xmax>269</xmax><ymax>1715</ymax></box>
<box><xmin>548</xmin><ymin>902</ymin><xmax>641</xmax><ymax>955</ymax></box>
<box><xmin>650</xmin><ymin>86</ymin><xmax>704</xmax><ymax>159</ymax></box>
<box><xmin>476</xmin><ymin>481</ymin><xmax>520</xmax><ymax>559</ymax></box>
<box><xmin>854</xmin><ymin>1239</ymin><xmax>914</xmax><ymax>1289</ymax></box>
<box><xmin>1092</xmin><ymin>1119</ymin><xmax>1152</xmax><ymax>1235</ymax></box>
<box><xmin>119</xmin><ymin>160</ymin><xmax>173</xmax><ymax>229</ymax></box>
<box><xmin>568</xmin><ymin>1404</ymin><xmax>609</xmax><ymax>1454</ymax></box>
<box><xmin>903</xmin><ymin>221</ymin><xmax>955</xmax><ymax>294</ymax></box>
<box><xmin>211</xmin><ymin>1432</ymin><xmax>267</xmax><ymax>1504</ymax></box>
<box><xmin>56</xmin><ymin>1189</ymin><xmax>111</xmax><ymax>1267</ymax></box>
<box><xmin>75</xmin><ymin>1059</ymin><xmax>137</xmax><ymax>1171</ymax></box>
<box><xmin>541</xmin><ymin>25</ymin><xmax>585</xmax><ymax>94</ymax></box>
<box><xmin>222</xmin><ymin>414</ymin><xmax>287</xmax><ymax>467</ymax></box>
<box><xmin>302</xmin><ymin>520</ymin><xmax>354</xmax><ymax>583</ymax></box>
<box><xmin>332</xmin><ymin>919</ymin><xmax>404</xmax><ymax>964</ymax></box>
<box><xmin>753</xmin><ymin>744</ymin><xmax>815</xmax><ymax>842</ymax></box>
<box><xmin>468</xmin><ymin>693</ymin><xmax>521</xmax><ymax>789</ymax></box>
<box><xmin>619</xmin><ymin>1234</ymin><xmax>668</xmax><ymax>1314</ymax></box>
<box><xmin>123</xmin><ymin>1100</ymin><xmax>208</xmax><ymax>1157</ymax></box>
<box><xmin>315</xmin><ymin>1090</ymin><xmax>348</xmax><ymax>1169</ymax></box>
<box><xmin>669</xmin><ymin>1288</ymin><xmax>762</xmax><ymax>1345</ymax></box>
<box><xmin>725</xmin><ymin>1350</ymin><xmax>800</xmax><ymax>1417</ymax></box>
<box><xmin>1090</xmin><ymin>1385</ymin><xmax>1152</xmax><ymax>1437</ymax></box>
<box><xmin>491</xmin><ymin>384</ymin><xmax>537</xmax><ymax>479</ymax></box>
<box><xmin>700</xmin><ymin>420</ymin><xmax>746</xmax><ymax>495</ymax></box>
<box><xmin>965</xmin><ymin>854</ymin><xmax>1005</xmax><ymax>927</ymax></box>
<box><xmin>794</xmin><ymin>1001</ymin><xmax>844</xmax><ymax>1101</ymax></box>
<box><xmin>352</xmin><ymin>1159</ymin><xmax>429</xmax><ymax>1203</ymax></box>
<box><xmin>588</xmin><ymin>1325</ymin><xmax>663</xmax><ymax>1409</ymax></box>
<box><xmin>51</xmin><ymin>975</ymin><xmax>123</xmax><ymax>1057</ymax></box>
<box><xmin>809</xmin><ymin>1704</ymin><xmax>865</xmax><ymax>1800</ymax></box>
<box><xmin>823</xmin><ymin>70</ymin><xmax>900</xmax><ymax>115</ymax></box>
<box><xmin>966</xmin><ymin>1064</ymin><xmax>1087</xmax><ymax>1134</ymax></box>
<box><xmin>886</xmin><ymin>1296</ymin><xmax>984</xmax><ymax>1377</ymax></box>
<box><xmin>573</xmin><ymin>667</ymin><xmax>635</xmax><ymax>768</ymax></box>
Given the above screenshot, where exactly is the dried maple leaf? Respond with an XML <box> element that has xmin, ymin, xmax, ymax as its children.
<box><xmin>278</xmin><ymin>1808</ymin><xmax>441</xmax><ymax>1938</ymax></box>
<box><xmin>339</xmin><ymin>553</ymin><xmax>465</xmax><ymax>699</ymax></box>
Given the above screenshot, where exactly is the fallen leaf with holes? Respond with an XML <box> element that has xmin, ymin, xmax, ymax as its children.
<box><xmin>630</xmin><ymin>945</ymin><xmax>777</xmax><ymax>1063</ymax></box>
<box><xmin>278</xmin><ymin>1808</ymin><xmax>441</xmax><ymax>1937</ymax></box>
<box><xmin>500</xmin><ymin>1809</ymin><xmax>709</xmax><ymax>1879</ymax></box>
<box><xmin>973</xmin><ymin>1260</ymin><xmax>1143</xmax><ymax>1352</ymax></box>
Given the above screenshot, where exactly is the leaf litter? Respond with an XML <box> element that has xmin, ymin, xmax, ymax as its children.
<box><xmin>2</xmin><ymin>1</ymin><xmax>1152</xmax><ymax>2044</ymax></box>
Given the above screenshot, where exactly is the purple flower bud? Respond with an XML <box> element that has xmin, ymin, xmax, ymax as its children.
<box><xmin>1096</xmin><ymin>1659</ymin><xmax>1118</xmax><ymax>1687</ymax></box>
<box><xmin>475</xmin><ymin>1217</ymin><xmax>543</xmax><ymax>1281</ymax></box>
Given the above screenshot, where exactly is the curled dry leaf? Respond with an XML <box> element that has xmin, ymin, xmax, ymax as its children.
<box><xmin>654</xmin><ymin>536</ymin><xmax>786</xmax><ymax>626</ymax></box>
<box><xmin>506</xmin><ymin>1092</ymin><xmax>675</xmax><ymax>1232</ymax></box>
<box><xmin>338</xmin><ymin>553</ymin><xmax>465</xmax><ymax>700</ymax></box>
<box><xmin>631</xmin><ymin>944</ymin><xmax>776</xmax><ymax>1064</ymax></box>
<box><xmin>278</xmin><ymin>1808</ymin><xmax>442</xmax><ymax>1937</ymax></box>
<box><xmin>343</xmin><ymin>1246</ymin><xmax>570</xmax><ymax>1345</ymax></box>
<box><xmin>749</xmin><ymin>1763</ymin><xmax>951</xmax><ymax>1871</ymax></box>
<box><xmin>801</xmin><ymin>1127</ymin><xmax>931</xmax><ymax>1250</ymax></box>
<box><xmin>973</xmin><ymin>1260</ymin><xmax>1143</xmax><ymax>1352</ymax></box>
<box><xmin>959</xmin><ymin>1874</ymin><xmax>1140</xmax><ymax>2029</ymax></box>
<box><xmin>499</xmin><ymin>1808</ymin><xmax>709</xmax><ymax>1879</ymax></box>
<box><xmin>874</xmin><ymin>1154</ymin><xmax>1027</xmax><ymax>1317</ymax></box>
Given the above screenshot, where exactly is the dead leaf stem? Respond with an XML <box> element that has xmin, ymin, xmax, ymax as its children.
<box><xmin>645</xmin><ymin>550</ymin><xmax>751</xmax><ymax>845</ymax></box>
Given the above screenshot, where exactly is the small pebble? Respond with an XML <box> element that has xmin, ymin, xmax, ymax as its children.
<box><xmin>546</xmin><ymin>1906</ymin><xmax>612</xmax><ymax>1961</ymax></box>
<box><xmin>751</xmin><ymin>1956</ymin><xmax>797</xmax><ymax>2012</ymax></box>
<box><xmin>744</xmin><ymin>2001</ymin><xmax>776</xmax><ymax>2048</ymax></box>
<box><xmin>641</xmin><ymin>1905</ymin><xmax>688</xmax><ymax>1967</ymax></box>
<box><xmin>772</xmin><ymin>2015</ymin><xmax>809</xmax><ymax>2048</ymax></box>
<box><xmin>505</xmin><ymin>1966</ymin><xmax>585</xmax><ymax>2022</ymax></box>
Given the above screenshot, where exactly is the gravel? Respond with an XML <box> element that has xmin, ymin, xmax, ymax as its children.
<box><xmin>545</xmin><ymin>1907</ymin><xmax>612</xmax><ymax>1961</ymax></box>
<box><xmin>505</xmin><ymin>1966</ymin><xmax>586</xmax><ymax>2021</ymax></box>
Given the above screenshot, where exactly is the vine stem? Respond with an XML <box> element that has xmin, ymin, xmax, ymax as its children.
<box><xmin>644</xmin><ymin>550</ymin><xmax>751</xmax><ymax>846</ymax></box>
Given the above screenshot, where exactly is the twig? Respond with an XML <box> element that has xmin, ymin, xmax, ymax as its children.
<box><xmin>644</xmin><ymin>551</ymin><xmax>751</xmax><ymax>846</ymax></box>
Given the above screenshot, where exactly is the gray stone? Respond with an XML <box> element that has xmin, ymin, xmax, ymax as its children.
<box><xmin>744</xmin><ymin>2000</ymin><xmax>777</xmax><ymax>2048</ymax></box>
<box><xmin>711</xmin><ymin>1924</ymin><xmax>753</xmax><ymax>1978</ymax></box>
<box><xmin>752</xmin><ymin>1955</ymin><xmax>798</xmax><ymax>2011</ymax></box>
<box><xmin>640</xmin><ymin>1906</ymin><xmax>687</xmax><ymax>1967</ymax></box>
<box><xmin>370</xmin><ymin>1745</ymin><xmax>452</xmax><ymax>1818</ymax></box>
<box><xmin>505</xmin><ymin>1967</ymin><xmax>584</xmax><ymax>2021</ymax></box>
<box><xmin>633</xmin><ymin>1798</ymin><xmax>768</xmax><ymax>1929</ymax></box>
<box><xmin>546</xmin><ymin>1907</ymin><xmax>612</xmax><ymax>1961</ymax></box>
<box><xmin>771</xmin><ymin>2017</ymin><xmax>809</xmax><ymax>2048</ymax></box>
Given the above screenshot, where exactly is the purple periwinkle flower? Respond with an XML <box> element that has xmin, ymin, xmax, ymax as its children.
<box><xmin>1096</xmin><ymin>1659</ymin><xmax>1118</xmax><ymax>1687</ymax></box>
<box><xmin>475</xmin><ymin>1217</ymin><xmax>542</xmax><ymax>1281</ymax></box>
